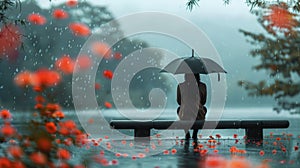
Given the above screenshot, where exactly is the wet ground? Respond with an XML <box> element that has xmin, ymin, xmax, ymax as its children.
<box><xmin>7</xmin><ymin>108</ymin><xmax>300</xmax><ymax>168</ymax></box>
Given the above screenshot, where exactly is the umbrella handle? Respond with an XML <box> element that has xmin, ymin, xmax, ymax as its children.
<box><xmin>192</xmin><ymin>49</ymin><xmax>194</xmax><ymax>57</ymax></box>
<box><xmin>218</xmin><ymin>73</ymin><xmax>220</xmax><ymax>81</ymax></box>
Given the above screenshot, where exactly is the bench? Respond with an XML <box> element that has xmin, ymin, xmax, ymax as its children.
<box><xmin>110</xmin><ymin>120</ymin><xmax>289</xmax><ymax>141</ymax></box>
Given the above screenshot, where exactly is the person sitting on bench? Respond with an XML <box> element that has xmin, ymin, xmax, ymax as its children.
<box><xmin>177</xmin><ymin>73</ymin><xmax>207</xmax><ymax>140</ymax></box>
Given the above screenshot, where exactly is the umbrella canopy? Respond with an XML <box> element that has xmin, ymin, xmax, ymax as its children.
<box><xmin>161</xmin><ymin>50</ymin><xmax>227</xmax><ymax>74</ymax></box>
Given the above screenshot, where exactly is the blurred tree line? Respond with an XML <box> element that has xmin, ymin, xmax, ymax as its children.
<box><xmin>0</xmin><ymin>0</ymin><xmax>172</xmax><ymax>111</ymax></box>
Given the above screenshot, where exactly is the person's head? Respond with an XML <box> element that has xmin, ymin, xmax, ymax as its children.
<box><xmin>184</xmin><ymin>73</ymin><xmax>200</xmax><ymax>83</ymax></box>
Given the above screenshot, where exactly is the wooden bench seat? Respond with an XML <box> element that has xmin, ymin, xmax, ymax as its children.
<box><xmin>110</xmin><ymin>120</ymin><xmax>290</xmax><ymax>141</ymax></box>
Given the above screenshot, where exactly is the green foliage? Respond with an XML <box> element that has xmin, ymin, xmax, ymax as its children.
<box><xmin>186</xmin><ymin>0</ymin><xmax>300</xmax><ymax>12</ymax></box>
<box><xmin>0</xmin><ymin>0</ymin><xmax>25</xmax><ymax>25</ymax></box>
<box><xmin>238</xmin><ymin>3</ymin><xmax>300</xmax><ymax>114</ymax></box>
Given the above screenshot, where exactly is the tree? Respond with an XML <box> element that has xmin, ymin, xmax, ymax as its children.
<box><xmin>1</xmin><ymin>0</ymin><xmax>170</xmax><ymax>110</ymax></box>
<box><xmin>238</xmin><ymin>2</ymin><xmax>300</xmax><ymax>114</ymax></box>
<box><xmin>186</xmin><ymin>0</ymin><xmax>300</xmax><ymax>12</ymax></box>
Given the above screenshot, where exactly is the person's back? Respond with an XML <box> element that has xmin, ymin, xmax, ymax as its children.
<box><xmin>177</xmin><ymin>73</ymin><xmax>207</xmax><ymax>140</ymax></box>
<box><xmin>177</xmin><ymin>81</ymin><xmax>200</xmax><ymax>120</ymax></box>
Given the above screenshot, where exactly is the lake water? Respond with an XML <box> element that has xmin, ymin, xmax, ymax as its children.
<box><xmin>10</xmin><ymin>107</ymin><xmax>300</xmax><ymax>168</ymax></box>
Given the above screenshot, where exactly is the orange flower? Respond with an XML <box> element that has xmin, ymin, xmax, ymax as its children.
<box><xmin>76</xmin><ymin>55</ymin><xmax>92</xmax><ymax>70</ymax></box>
<box><xmin>95</xmin><ymin>83</ymin><xmax>101</xmax><ymax>90</ymax></box>
<box><xmin>46</xmin><ymin>103</ymin><xmax>61</xmax><ymax>112</ymax></box>
<box><xmin>8</xmin><ymin>146</ymin><xmax>23</xmax><ymax>158</ymax></box>
<box><xmin>264</xmin><ymin>3</ymin><xmax>298</xmax><ymax>30</ymax></box>
<box><xmin>0</xmin><ymin>109</ymin><xmax>11</xmax><ymax>119</ymax></box>
<box><xmin>52</xmin><ymin>9</ymin><xmax>69</xmax><ymax>19</ymax></box>
<box><xmin>35</xmin><ymin>95</ymin><xmax>45</xmax><ymax>104</ymax></box>
<box><xmin>35</xmin><ymin>69</ymin><xmax>61</xmax><ymax>87</ymax></box>
<box><xmin>203</xmin><ymin>156</ymin><xmax>226</xmax><ymax>168</ymax></box>
<box><xmin>69</xmin><ymin>23</ymin><xmax>91</xmax><ymax>37</ymax></box>
<box><xmin>57</xmin><ymin>148</ymin><xmax>71</xmax><ymax>160</ymax></box>
<box><xmin>259</xmin><ymin>150</ymin><xmax>265</xmax><ymax>156</ymax></box>
<box><xmin>29</xmin><ymin>152</ymin><xmax>47</xmax><ymax>165</ymax></box>
<box><xmin>114</xmin><ymin>52</ymin><xmax>122</xmax><ymax>60</ymax></box>
<box><xmin>27</xmin><ymin>13</ymin><xmax>47</xmax><ymax>25</ymax></box>
<box><xmin>45</xmin><ymin>122</ymin><xmax>57</xmax><ymax>134</ymax></box>
<box><xmin>66</xmin><ymin>0</ymin><xmax>78</xmax><ymax>7</ymax></box>
<box><xmin>37</xmin><ymin>137</ymin><xmax>52</xmax><ymax>152</ymax></box>
<box><xmin>104</xmin><ymin>101</ymin><xmax>112</xmax><ymax>108</ymax></box>
<box><xmin>14</xmin><ymin>71</ymin><xmax>39</xmax><ymax>87</ymax></box>
<box><xmin>52</xmin><ymin>111</ymin><xmax>65</xmax><ymax>119</ymax></box>
<box><xmin>103</xmin><ymin>70</ymin><xmax>113</xmax><ymax>79</ymax></box>
<box><xmin>61</xmin><ymin>120</ymin><xmax>76</xmax><ymax>130</ymax></box>
<box><xmin>0</xmin><ymin>24</ymin><xmax>22</xmax><ymax>57</ymax></box>
<box><xmin>11</xmin><ymin>161</ymin><xmax>26</xmax><ymax>168</ymax></box>
<box><xmin>91</xmin><ymin>42</ymin><xmax>112</xmax><ymax>59</ymax></box>
<box><xmin>59</xmin><ymin>127</ymin><xmax>69</xmax><ymax>136</ymax></box>
<box><xmin>226</xmin><ymin>158</ymin><xmax>252</xmax><ymax>168</ymax></box>
<box><xmin>55</xmin><ymin>55</ymin><xmax>75</xmax><ymax>74</ymax></box>
<box><xmin>0</xmin><ymin>157</ymin><xmax>11</xmax><ymax>168</ymax></box>
<box><xmin>1</xmin><ymin>124</ymin><xmax>16</xmax><ymax>137</ymax></box>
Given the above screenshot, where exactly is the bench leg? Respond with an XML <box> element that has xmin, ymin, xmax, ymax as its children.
<box><xmin>134</xmin><ymin>129</ymin><xmax>150</xmax><ymax>142</ymax></box>
<box><xmin>245</xmin><ymin>128</ymin><xmax>263</xmax><ymax>141</ymax></box>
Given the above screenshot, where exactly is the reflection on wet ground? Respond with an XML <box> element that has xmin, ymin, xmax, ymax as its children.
<box><xmin>7</xmin><ymin>110</ymin><xmax>300</xmax><ymax>168</ymax></box>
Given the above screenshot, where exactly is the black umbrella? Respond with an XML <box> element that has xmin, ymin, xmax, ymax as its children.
<box><xmin>161</xmin><ymin>50</ymin><xmax>226</xmax><ymax>80</ymax></box>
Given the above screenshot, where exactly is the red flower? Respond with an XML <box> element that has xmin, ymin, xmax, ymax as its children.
<box><xmin>66</xmin><ymin>0</ymin><xmax>78</xmax><ymax>7</ymax></box>
<box><xmin>204</xmin><ymin>156</ymin><xmax>226</xmax><ymax>168</ymax></box>
<box><xmin>69</xmin><ymin>23</ymin><xmax>91</xmax><ymax>37</ymax></box>
<box><xmin>104</xmin><ymin>101</ymin><xmax>112</xmax><ymax>108</ymax></box>
<box><xmin>57</xmin><ymin>148</ymin><xmax>71</xmax><ymax>160</ymax></box>
<box><xmin>35</xmin><ymin>69</ymin><xmax>61</xmax><ymax>87</ymax></box>
<box><xmin>30</xmin><ymin>152</ymin><xmax>47</xmax><ymax>165</ymax></box>
<box><xmin>0</xmin><ymin>109</ymin><xmax>11</xmax><ymax>119</ymax></box>
<box><xmin>114</xmin><ymin>52</ymin><xmax>122</xmax><ymax>60</ymax></box>
<box><xmin>259</xmin><ymin>150</ymin><xmax>265</xmax><ymax>156</ymax></box>
<box><xmin>264</xmin><ymin>3</ymin><xmax>298</xmax><ymax>30</ymax></box>
<box><xmin>91</xmin><ymin>42</ymin><xmax>112</xmax><ymax>59</ymax></box>
<box><xmin>11</xmin><ymin>161</ymin><xmax>26</xmax><ymax>168</ymax></box>
<box><xmin>45</xmin><ymin>122</ymin><xmax>57</xmax><ymax>134</ymax></box>
<box><xmin>52</xmin><ymin>111</ymin><xmax>65</xmax><ymax>119</ymax></box>
<box><xmin>76</xmin><ymin>55</ymin><xmax>92</xmax><ymax>70</ymax></box>
<box><xmin>8</xmin><ymin>146</ymin><xmax>23</xmax><ymax>158</ymax></box>
<box><xmin>0</xmin><ymin>157</ymin><xmax>11</xmax><ymax>168</ymax></box>
<box><xmin>95</xmin><ymin>83</ymin><xmax>101</xmax><ymax>90</ymax></box>
<box><xmin>103</xmin><ymin>70</ymin><xmax>113</xmax><ymax>79</ymax></box>
<box><xmin>0</xmin><ymin>24</ymin><xmax>22</xmax><ymax>57</ymax></box>
<box><xmin>27</xmin><ymin>13</ymin><xmax>47</xmax><ymax>25</ymax></box>
<box><xmin>52</xmin><ymin>9</ymin><xmax>69</xmax><ymax>19</ymax></box>
<box><xmin>1</xmin><ymin>124</ymin><xmax>15</xmax><ymax>137</ymax></box>
<box><xmin>59</xmin><ymin>127</ymin><xmax>69</xmax><ymax>136</ymax></box>
<box><xmin>35</xmin><ymin>95</ymin><xmax>45</xmax><ymax>104</ymax></box>
<box><xmin>14</xmin><ymin>71</ymin><xmax>39</xmax><ymax>87</ymax></box>
<box><xmin>61</xmin><ymin>120</ymin><xmax>76</xmax><ymax>130</ymax></box>
<box><xmin>55</xmin><ymin>55</ymin><xmax>75</xmax><ymax>74</ymax></box>
<box><xmin>226</xmin><ymin>159</ymin><xmax>252</xmax><ymax>168</ymax></box>
<box><xmin>37</xmin><ymin>137</ymin><xmax>52</xmax><ymax>152</ymax></box>
<box><xmin>46</xmin><ymin>103</ymin><xmax>61</xmax><ymax>112</ymax></box>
